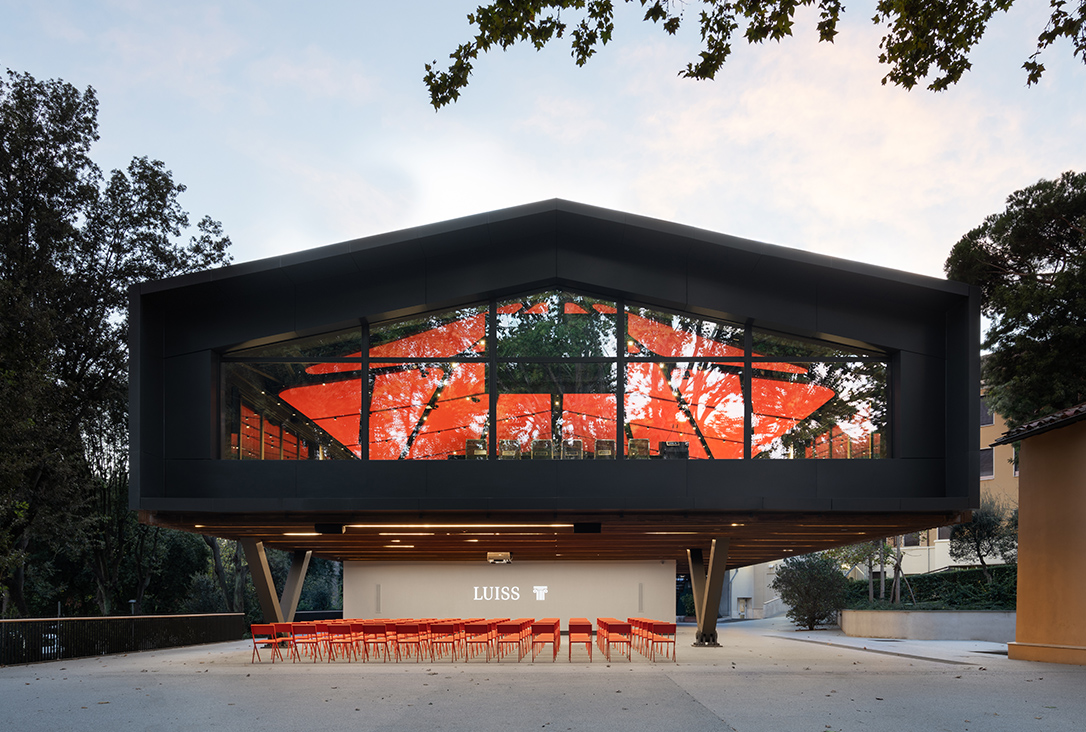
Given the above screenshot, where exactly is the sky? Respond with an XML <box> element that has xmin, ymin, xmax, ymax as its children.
<box><xmin>3</xmin><ymin>1</ymin><xmax>1085</xmax><ymax>280</ymax></box>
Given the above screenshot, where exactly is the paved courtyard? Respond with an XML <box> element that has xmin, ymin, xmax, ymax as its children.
<box><xmin>3</xmin><ymin>617</ymin><xmax>1084</xmax><ymax>731</ymax></box>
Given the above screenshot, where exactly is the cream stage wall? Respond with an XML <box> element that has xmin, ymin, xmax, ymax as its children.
<box><xmin>343</xmin><ymin>560</ymin><xmax>677</xmax><ymax>622</ymax></box>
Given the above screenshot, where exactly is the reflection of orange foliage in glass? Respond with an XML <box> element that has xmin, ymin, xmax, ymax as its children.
<box><xmin>405</xmin><ymin>364</ymin><xmax>487</xmax><ymax>459</ymax></box>
<box><xmin>625</xmin><ymin>361</ymin><xmax>835</xmax><ymax>459</ymax></box>
<box><xmin>804</xmin><ymin>423</ymin><xmax>882</xmax><ymax>459</ymax></box>
<box><xmin>369</xmin><ymin>367</ymin><xmax>444</xmax><ymax>459</ymax></box>
<box><xmin>496</xmin><ymin>394</ymin><xmax>551</xmax><ymax>450</ymax></box>
<box><xmin>276</xmin><ymin>311</ymin><xmax>844</xmax><ymax>460</ymax></box>
<box><xmin>626</xmin><ymin>313</ymin><xmax>803</xmax><ymax>374</ymax></box>
<box><xmin>750</xmin><ymin>378</ymin><xmax>835</xmax><ymax>454</ymax></box>
<box><xmin>280</xmin><ymin>378</ymin><xmax>363</xmax><ymax>456</ymax></box>
<box><xmin>625</xmin><ymin>363</ymin><xmax>736</xmax><ymax>459</ymax></box>
<box><xmin>306</xmin><ymin>314</ymin><xmax>486</xmax><ymax>376</ymax></box>
<box><xmin>561</xmin><ymin>394</ymin><xmax>616</xmax><ymax>451</ymax></box>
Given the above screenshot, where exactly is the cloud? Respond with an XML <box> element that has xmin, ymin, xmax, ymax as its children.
<box><xmin>247</xmin><ymin>46</ymin><xmax>375</xmax><ymax>102</ymax></box>
<box><xmin>574</xmin><ymin>17</ymin><xmax>1081</xmax><ymax>276</ymax></box>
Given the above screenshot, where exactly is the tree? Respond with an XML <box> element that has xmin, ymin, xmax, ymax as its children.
<box><xmin>945</xmin><ymin>171</ymin><xmax>1086</xmax><ymax>427</ymax></box>
<box><xmin>0</xmin><ymin>68</ymin><xmax>232</xmax><ymax>616</ymax></box>
<box><xmin>771</xmin><ymin>552</ymin><xmax>849</xmax><ymax>630</ymax></box>
<box><xmin>823</xmin><ymin>539</ymin><xmax>888</xmax><ymax>602</ymax></box>
<box><xmin>950</xmin><ymin>495</ymin><xmax>1017</xmax><ymax>582</ymax></box>
<box><xmin>423</xmin><ymin>1</ymin><xmax>1086</xmax><ymax>108</ymax></box>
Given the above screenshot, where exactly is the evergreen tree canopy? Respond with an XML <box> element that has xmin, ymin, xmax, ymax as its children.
<box><xmin>945</xmin><ymin>171</ymin><xmax>1086</xmax><ymax>427</ymax></box>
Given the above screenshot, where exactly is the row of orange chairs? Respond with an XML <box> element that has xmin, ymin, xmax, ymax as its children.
<box><xmin>595</xmin><ymin>618</ymin><xmax>676</xmax><ymax>662</ymax></box>
<box><xmin>250</xmin><ymin>617</ymin><xmax>674</xmax><ymax>664</ymax></box>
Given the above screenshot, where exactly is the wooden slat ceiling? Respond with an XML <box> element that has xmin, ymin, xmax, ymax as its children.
<box><xmin>143</xmin><ymin>510</ymin><xmax>966</xmax><ymax>572</ymax></box>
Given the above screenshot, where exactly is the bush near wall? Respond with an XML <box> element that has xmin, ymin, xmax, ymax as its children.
<box><xmin>844</xmin><ymin>565</ymin><xmax>1016</xmax><ymax>611</ymax></box>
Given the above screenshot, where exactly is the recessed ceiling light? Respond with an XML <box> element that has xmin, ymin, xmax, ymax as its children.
<box><xmin>347</xmin><ymin>523</ymin><xmax>574</xmax><ymax>529</ymax></box>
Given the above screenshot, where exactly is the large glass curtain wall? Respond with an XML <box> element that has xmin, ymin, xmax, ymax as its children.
<box><xmin>221</xmin><ymin>290</ymin><xmax>888</xmax><ymax>461</ymax></box>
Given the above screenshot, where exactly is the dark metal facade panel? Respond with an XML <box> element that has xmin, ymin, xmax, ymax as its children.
<box><xmin>898</xmin><ymin>496</ymin><xmax>972</xmax><ymax>511</ymax></box>
<box><xmin>944</xmin><ymin>291</ymin><xmax>982</xmax><ymax>504</ymax></box>
<box><xmin>164</xmin><ymin>461</ymin><xmax>274</xmax><ymax>500</ymax></box>
<box><xmin>293</xmin><ymin>461</ymin><xmax>363</xmax><ymax>498</ymax></box>
<box><xmin>829</xmin><ymin>498</ymin><xmax>902</xmax><ymax>511</ymax></box>
<box><xmin>421</xmin><ymin>226</ymin><xmax>557</xmax><ymax>306</ymax></box>
<box><xmin>687</xmin><ymin>248</ymin><xmax>818</xmax><ymax>332</ymax></box>
<box><xmin>814</xmin><ymin>277</ymin><xmax>950</xmax><ymax>356</ymax></box>
<box><xmin>151</xmin><ymin>457</ymin><xmax>960</xmax><ymax>514</ymax></box>
<box><xmin>893</xmin><ymin>350</ymin><xmax>949</xmax><ymax>459</ymax></box>
<box><xmin>159</xmin><ymin>269</ymin><xmax>295</xmax><ymax>356</ymax></box>
<box><xmin>357</xmin><ymin>462</ymin><xmax>429</xmax><ymax>499</ymax></box>
<box><xmin>555</xmin><ymin>214</ymin><xmax>690</xmax><ymax>307</ymax></box>
<box><xmin>137</xmin><ymin>453</ymin><xmax>165</xmax><ymax>498</ymax></box>
<box><xmin>163</xmin><ymin>352</ymin><xmax>215</xmax><ymax>460</ymax></box>
<box><xmin>348</xmin><ymin>238</ymin><xmax>430</xmax><ymax>324</ymax></box>
<box><xmin>762</xmin><ymin>497</ymin><xmax>833</xmax><ymax>511</ymax></box>
<box><xmin>814</xmin><ymin>459</ymin><xmax>945</xmax><ymax>499</ymax></box>
<box><xmin>131</xmin><ymin>199</ymin><xmax>980</xmax><ymax>517</ymax></box>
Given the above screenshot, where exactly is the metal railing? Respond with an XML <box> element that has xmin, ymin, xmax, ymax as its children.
<box><xmin>1</xmin><ymin>613</ymin><xmax>245</xmax><ymax>666</ymax></box>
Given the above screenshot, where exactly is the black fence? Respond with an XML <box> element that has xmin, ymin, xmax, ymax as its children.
<box><xmin>1</xmin><ymin>613</ymin><xmax>245</xmax><ymax>666</ymax></box>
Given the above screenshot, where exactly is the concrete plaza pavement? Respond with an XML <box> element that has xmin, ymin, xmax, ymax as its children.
<box><xmin>3</xmin><ymin>616</ymin><xmax>1084</xmax><ymax>731</ymax></box>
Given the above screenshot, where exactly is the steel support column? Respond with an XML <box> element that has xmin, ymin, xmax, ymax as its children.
<box><xmin>688</xmin><ymin>538</ymin><xmax>730</xmax><ymax>646</ymax></box>
<box><xmin>241</xmin><ymin>539</ymin><xmax>282</xmax><ymax>624</ymax></box>
<box><xmin>279</xmin><ymin>549</ymin><xmax>312</xmax><ymax>622</ymax></box>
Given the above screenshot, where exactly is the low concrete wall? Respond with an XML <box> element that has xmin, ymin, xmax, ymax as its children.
<box><xmin>839</xmin><ymin>610</ymin><xmax>1015</xmax><ymax>642</ymax></box>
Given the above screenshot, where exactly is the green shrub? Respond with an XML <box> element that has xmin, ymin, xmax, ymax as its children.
<box><xmin>842</xmin><ymin>565</ymin><xmax>1016</xmax><ymax>611</ymax></box>
<box><xmin>771</xmin><ymin>554</ymin><xmax>850</xmax><ymax>630</ymax></box>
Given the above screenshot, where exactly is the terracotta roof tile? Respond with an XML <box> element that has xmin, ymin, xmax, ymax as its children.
<box><xmin>992</xmin><ymin>402</ymin><xmax>1086</xmax><ymax>445</ymax></box>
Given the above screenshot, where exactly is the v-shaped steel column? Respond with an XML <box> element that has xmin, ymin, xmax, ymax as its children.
<box><xmin>687</xmin><ymin>538</ymin><xmax>730</xmax><ymax>646</ymax></box>
<box><xmin>241</xmin><ymin>540</ymin><xmax>312</xmax><ymax>624</ymax></box>
<box><xmin>279</xmin><ymin>549</ymin><xmax>312</xmax><ymax>621</ymax></box>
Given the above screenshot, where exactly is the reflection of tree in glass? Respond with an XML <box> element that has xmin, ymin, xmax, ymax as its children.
<box><xmin>497</xmin><ymin>291</ymin><xmax>617</xmax><ymax>358</ymax></box>
<box><xmin>496</xmin><ymin>362</ymin><xmax>616</xmax><ymax>446</ymax></box>
<box><xmin>370</xmin><ymin>307</ymin><xmax>487</xmax><ymax>357</ymax></box>
<box><xmin>627</xmin><ymin>307</ymin><xmax>743</xmax><ymax>357</ymax></box>
<box><xmin>755</xmin><ymin>361</ymin><xmax>887</xmax><ymax>459</ymax></box>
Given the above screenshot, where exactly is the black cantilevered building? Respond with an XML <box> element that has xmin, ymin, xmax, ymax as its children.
<box><xmin>130</xmin><ymin>200</ymin><xmax>979</xmax><ymax>640</ymax></box>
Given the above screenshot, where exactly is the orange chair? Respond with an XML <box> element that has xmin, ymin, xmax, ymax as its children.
<box><xmin>292</xmin><ymin>622</ymin><xmax>324</xmax><ymax>662</ymax></box>
<box><xmin>464</xmin><ymin>621</ymin><xmax>492</xmax><ymax>662</ymax></box>
<box><xmin>349</xmin><ymin>622</ymin><xmax>368</xmax><ymax>660</ymax></box>
<box><xmin>250</xmin><ymin>624</ymin><xmax>281</xmax><ymax>663</ymax></box>
<box><xmin>327</xmin><ymin>623</ymin><xmax>357</xmax><ymax>662</ymax></box>
<box><xmin>395</xmin><ymin>622</ymin><xmax>426</xmax><ymax>662</ymax></box>
<box><xmin>272</xmin><ymin>622</ymin><xmax>298</xmax><ymax>662</ymax></box>
<box><xmin>362</xmin><ymin>622</ymin><xmax>391</xmax><ymax>662</ymax></box>
<box><xmin>531</xmin><ymin>618</ymin><xmax>561</xmax><ymax>662</ymax></box>
<box><xmin>603</xmin><ymin>621</ymin><xmax>632</xmax><ymax>662</ymax></box>
<box><xmin>629</xmin><ymin>617</ymin><xmax>650</xmax><ymax>655</ymax></box>
<box><xmin>568</xmin><ymin>618</ymin><xmax>593</xmax><ymax>662</ymax></box>
<box><xmin>429</xmin><ymin>622</ymin><xmax>460</xmax><ymax>662</ymax></box>
<box><xmin>596</xmin><ymin>617</ymin><xmax>617</xmax><ymax>655</ymax></box>
<box><xmin>495</xmin><ymin>621</ymin><xmax>525</xmax><ymax>661</ymax></box>
<box><xmin>650</xmin><ymin>621</ymin><xmax>677</xmax><ymax>662</ymax></box>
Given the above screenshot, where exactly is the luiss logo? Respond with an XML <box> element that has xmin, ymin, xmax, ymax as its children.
<box><xmin>472</xmin><ymin>585</ymin><xmax>550</xmax><ymax>600</ymax></box>
<box><xmin>473</xmin><ymin>586</ymin><xmax>520</xmax><ymax>601</ymax></box>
